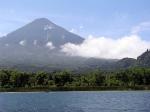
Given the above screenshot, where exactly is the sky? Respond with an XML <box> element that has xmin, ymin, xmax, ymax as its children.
<box><xmin>0</xmin><ymin>0</ymin><xmax>150</xmax><ymax>39</ymax></box>
<box><xmin>0</xmin><ymin>0</ymin><xmax>150</xmax><ymax>59</ymax></box>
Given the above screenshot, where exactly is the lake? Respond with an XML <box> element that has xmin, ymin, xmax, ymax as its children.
<box><xmin>0</xmin><ymin>91</ymin><xmax>150</xmax><ymax>112</ymax></box>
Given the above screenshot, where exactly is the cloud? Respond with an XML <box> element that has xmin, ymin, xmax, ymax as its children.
<box><xmin>131</xmin><ymin>21</ymin><xmax>150</xmax><ymax>34</ymax></box>
<box><xmin>46</xmin><ymin>41</ymin><xmax>55</xmax><ymax>50</ymax></box>
<box><xmin>61</xmin><ymin>35</ymin><xmax>150</xmax><ymax>59</ymax></box>
<box><xmin>19</xmin><ymin>40</ymin><xmax>26</xmax><ymax>46</ymax></box>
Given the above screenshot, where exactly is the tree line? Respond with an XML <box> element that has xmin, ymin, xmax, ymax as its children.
<box><xmin>0</xmin><ymin>67</ymin><xmax>150</xmax><ymax>88</ymax></box>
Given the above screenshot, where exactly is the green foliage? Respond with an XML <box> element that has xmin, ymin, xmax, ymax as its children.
<box><xmin>54</xmin><ymin>70</ymin><xmax>72</xmax><ymax>86</ymax></box>
<box><xmin>0</xmin><ymin>67</ymin><xmax>150</xmax><ymax>88</ymax></box>
<box><xmin>10</xmin><ymin>70</ymin><xmax>29</xmax><ymax>87</ymax></box>
<box><xmin>0</xmin><ymin>70</ymin><xmax>10</xmax><ymax>87</ymax></box>
<box><xmin>36</xmin><ymin>71</ymin><xmax>48</xmax><ymax>86</ymax></box>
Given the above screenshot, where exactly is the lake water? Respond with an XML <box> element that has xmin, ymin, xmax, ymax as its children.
<box><xmin>0</xmin><ymin>91</ymin><xmax>150</xmax><ymax>112</ymax></box>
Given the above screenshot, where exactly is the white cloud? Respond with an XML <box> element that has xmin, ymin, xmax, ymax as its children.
<box><xmin>46</xmin><ymin>41</ymin><xmax>55</xmax><ymax>50</ymax></box>
<box><xmin>131</xmin><ymin>21</ymin><xmax>150</xmax><ymax>34</ymax></box>
<box><xmin>19</xmin><ymin>40</ymin><xmax>26</xmax><ymax>46</ymax></box>
<box><xmin>61</xmin><ymin>35</ymin><xmax>150</xmax><ymax>59</ymax></box>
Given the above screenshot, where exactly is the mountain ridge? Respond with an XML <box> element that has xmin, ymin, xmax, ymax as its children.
<box><xmin>0</xmin><ymin>18</ymin><xmax>84</xmax><ymax>47</ymax></box>
<box><xmin>0</xmin><ymin>18</ymin><xmax>149</xmax><ymax>72</ymax></box>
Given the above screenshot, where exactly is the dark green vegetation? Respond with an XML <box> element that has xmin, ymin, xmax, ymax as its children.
<box><xmin>0</xmin><ymin>67</ymin><xmax>150</xmax><ymax>91</ymax></box>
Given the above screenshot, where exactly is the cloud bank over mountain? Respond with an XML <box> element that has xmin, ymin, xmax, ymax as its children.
<box><xmin>61</xmin><ymin>35</ymin><xmax>150</xmax><ymax>59</ymax></box>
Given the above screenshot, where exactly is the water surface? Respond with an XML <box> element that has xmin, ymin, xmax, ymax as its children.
<box><xmin>0</xmin><ymin>91</ymin><xmax>150</xmax><ymax>112</ymax></box>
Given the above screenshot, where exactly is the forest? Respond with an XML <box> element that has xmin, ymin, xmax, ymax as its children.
<box><xmin>0</xmin><ymin>67</ymin><xmax>150</xmax><ymax>91</ymax></box>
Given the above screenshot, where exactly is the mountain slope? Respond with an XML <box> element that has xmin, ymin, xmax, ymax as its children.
<box><xmin>0</xmin><ymin>18</ymin><xmax>115</xmax><ymax>72</ymax></box>
<box><xmin>137</xmin><ymin>49</ymin><xmax>150</xmax><ymax>67</ymax></box>
<box><xmin>115</xmin><ymin>58</ymin><xmax>136</xmax><ymax>69</ymax></box>
<box><xmin>0</xmin><ymin>18</ymin><xmax>149</xmax><ymax>72</ymax></box>
<box><xmin>0</xmin><ymin>18</ymin><xmax>87</xmax><ymax>71</ymax></box>
<box><xmin>0</xmin><ymin>18</ymin><xmax>83</xmax><ymax>47</ymax></box>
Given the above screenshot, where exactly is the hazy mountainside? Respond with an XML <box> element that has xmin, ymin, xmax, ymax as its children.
<box><xmin>113</xmin><ymin>50</ymin><xmax>150</xmax><ymax>70</ymax></box>
<box><xmin>115</xmin><ymin>58</ymin><xmax>136</xmax><ymax>69</ymax></box>
<box><xmin>137</xmin><ymin>50</ymin><xmax>150</xmax><ymax>67</ymax></box>
<box><xmin>0</xmin><ymin>18</ymin><xmax>116</xmax><ymax>72</ymax></box>
<box><xmin>0</xmin><ymin>18</ymin><xmax>84</xmax><ymax>63</ymax></box>
<box><xmin>0</xmin><ymin>18</ymin><xmax>83</xmax><ymax>47</ymax></box>
<box><xmin>0</xmin><ymin>18</ymin><xmax>149</xmax><ymax>72</ymax></box>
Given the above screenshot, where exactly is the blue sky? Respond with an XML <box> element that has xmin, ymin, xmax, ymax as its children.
<box><xmin>0</xmin><ymin>0</ymin><xmax>150</xmax><ymax>40</ymax></box>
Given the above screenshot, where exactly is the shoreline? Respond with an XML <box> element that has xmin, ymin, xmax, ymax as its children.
<box><xmin>0</xmin><ymin>86</ymin><xmax>150</xmax><ymax>92</ymax></box>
